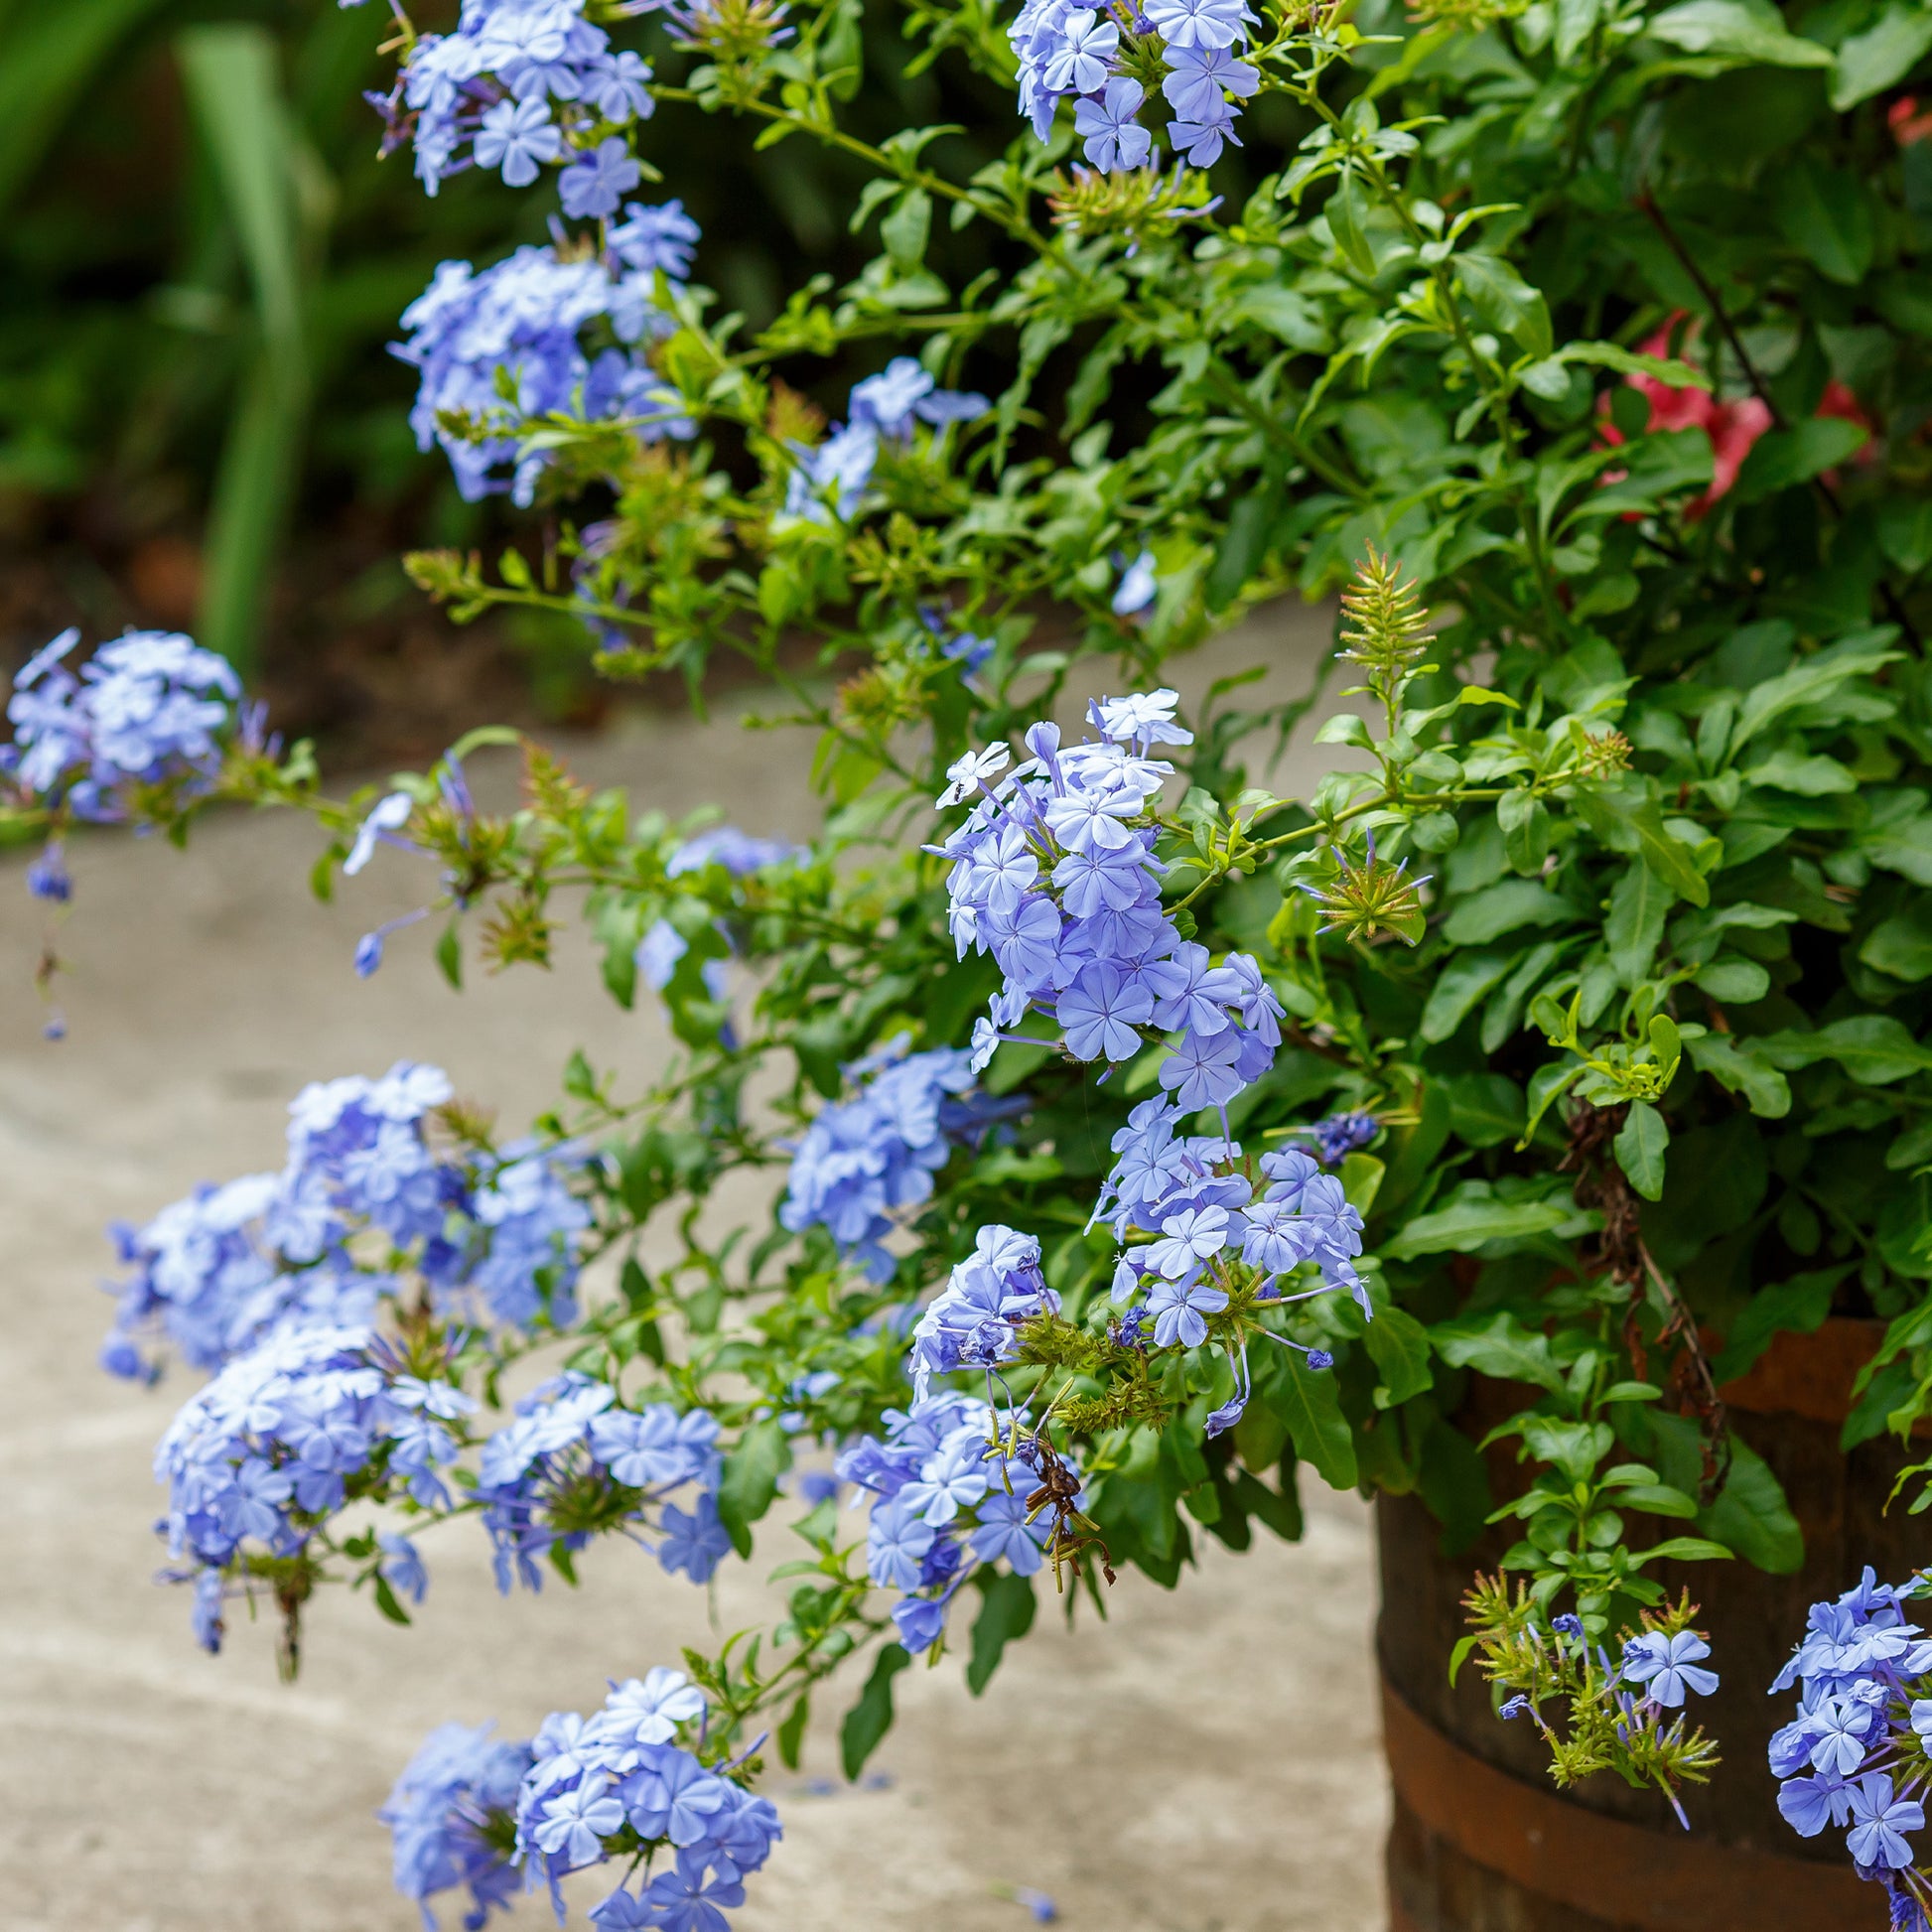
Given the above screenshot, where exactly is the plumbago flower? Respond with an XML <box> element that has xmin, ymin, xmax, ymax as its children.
<box><xmin>119</xmin><ymin>1063</ymin><xmax>738</xmax><ymax>1650</ymax></box>
<box><xmin>1461</xmin><ymin>1577</ymin><xmax>1722</xmax><ymax>1827</ymax></box>
<box><xmin>1770</xmin><ymin>1570</ymin><xmax>1932</xmax><ymax>1928</ymax></box>
<box><xmin>780</xmin><ymin>356</ymin><xmax>988</xmax><ymax>525</ymax></box>
<box><xmin>100</xmin><ymin>1061</ymin><xmax>590</xmax><ymax>1379</ymax></box>
<box><xmin>1009</xmin><ymin>0</ymin><xmax>1260</xmax><ymax>174</ymax></box>
<box><xmin>393</xmin><ymin>207</ymin><xmax>699</xmax><ymax>503</ymax></box>
<box><xmin>779</xmin><ymin>1034</ymin><xmax>1024</xmax><ymax>1282</ymax></box>
<box><xmin>368</xmin><ymin>0</ymin><xmax>659</xmax><ymax>199</ymax></box>
<box><xmin>3</xmin><ymin>628</ymin><xmax>245</xmax><ymax>912</ymax></box>
<box><xmin>835</xmin><ymin>1388</ymin><xmax>1076</xmax><ymax>1654</ymax></box>
<box><xmin>381</xmin><ymin>1668</ymin><xmax>780</xmax><ymax>1932</ymax></box>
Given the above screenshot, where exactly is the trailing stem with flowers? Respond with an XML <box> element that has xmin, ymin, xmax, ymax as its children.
<box><xmin>8</xmin><ymin>0</ymin><xmax>1932</xmax><ymax>1920</ymax></box>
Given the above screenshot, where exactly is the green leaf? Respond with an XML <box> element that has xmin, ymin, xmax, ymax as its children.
<box><xmin>880</xmin><ymin>189</ymin><xmax>932</xmax><ymax>270</ymax></box>
<box><xmin>1646</xmin><ymin>1414</ymin><xmax>1803</xmax><ymax>1573</ymax></box>
<box><xmin>1862</xmin><ymin>902</ymin><xmax>1932</xmax><ymax>983</ymax></box>
<box><xmin>1205</xmin><ymin>484</ymin><xmax>1281</xmax><ymax>612</ymax></box>
<box><xmin>1277</xmin><ymin>1354</ymin><xmax>1358</xmax><ymax>1489</ymax></box>
<box><xmin>1627</xmin><ymin>800</ymin><xmax>1710</xmax><ymax>907</ymax></box>
<box><xmin>434</xmin><ymin>918</ymin><xmax>463</xmax><ymax>991</ymax></box>
<box><xmin>1417</xmin><ymin>1414</ymin><xmax>1492</xmax><ymax>1553</ymax></box>
<box><xmin>715</xmin><ymin>1419</ymin><xmax>791</xmax><ymax>1558</ymax></box>
<box><xmin>1497</xmin><ymin>788</ymin><xmax>1551</xmax><ymax>874</ymax></box>
<box><xmin>1386</xmin><ymin>1191</ymin><xmax>1578</xmax><ymax>1262</ymax></box>
<box><xmin>1731</xmin><ymin>647</ymin><xmax>1899</xmax><ymax>750</ymax></box>
<box><xmin>1687</xmin><ymin>1033</ymin><xmax>1791</xmax><ymax>1118</ymax></box>
<box><xmin>1553</xmin><ymin>341</ymin><xmax>1711</xmax><ymax>389</ymax></box>
<box><xmin>1443</xmin><ymin>881</ymin><xmax>1577</xmax><ymax>944</ymax></box>
<box><xmin>1614</xmin><ymin>1101</ymin><xmax>1669</xmax><ymax>1201</ymax></box>
<box><xmin>966</xmin><ymin>1569</ymin><xmax>1036</xmax><ymax>1696</ymax></box>
<box><xmin>1605</xmin><ymin>862</ymin><xmax>1669</xmax><ymax>987</ymax></box>
<box><xmin>1420</xmin><ymin>949</ymin><xmax>1512</xmax><ymax>1042</ymax></box>
<box><xmin>1761</xmin><ymin>1015</ymin><xmax>1932</xmax><ymax>1086</ymax></box>
<box><xmin>179</xmin><ymin>24</ymin><xmax>314</xmax><ymax>674</ymax></box>
<box><xmin>1732</xmin><ymin>416</ymin><xmax>1872</xmax><ymax>499</ymax></box>
<box><xmin>1647</xmin><ymin>0</ymin><xmax>1833</xmax><ymax>68</ymax></box>
<box><xmin>1630</xmin><ymin>1536</ymin><xmax>1734</xmax><ymax>1566</ymax></box>
<box><xmin>1710</xmin><ymin>1267</ymin><xmax>1848</xmax><ymax>1383</ymax></box>
<box><xmin>1455</xmin><ymin>252</ymin><xmax>1552</xmax><ymax>356</ymax></box>
<box><xmin>1326</xmin><ymin>170</ymin><xmax>1378</xmax><ymax>278</ymax></box>
<box><xmin>777</xmin><ymin>1692</ymin><xmax>811</xmax><ymax>1770</ymax></box>
<box><xmin>840</xmin><ymin>1643</ymin><xmax>910</xmax><ymax>1780</ymax></box>
<box><xmin>1363</xmin><ymin>1306</ymin><xmax>1435</xmax><ymax>1405</ymax></box>
<box><xmin>1832</xmin><ymin>2</ymin><xmax>1932</xmax><ymax>109</ymax></box>
<box><xmin>1236</xmin><ymin>284</ymin><xmax>1331</xmax><ymax>352</ymax></box>
<box><xmin>1440</xmin><ymin>1072</ymin><xmax>1526</xmax><ymax>1150</ymax></box>
<box><xmin>1431</xmin><ymin>1311</ymin><xmax>1567</xmax><ymax>1393</ymax></box>
<box><xmin>371</xmin><ymin>1574</ymin><xmax>413</xmax><ymax>1626</ymax></box>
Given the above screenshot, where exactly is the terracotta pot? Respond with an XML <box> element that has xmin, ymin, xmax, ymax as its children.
<box><xmin>1378</xmin><ymin>1317</ymin><xmax>1916</xmax><ymax>1932</ymax></box>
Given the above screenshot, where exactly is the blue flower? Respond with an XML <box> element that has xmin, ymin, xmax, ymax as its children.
<box><xmin>658</xmin><ymin>1493</ymin><xmax>733</xmax><ymax>1582</ymax></box>
<box><xmin>560</xmin><ymin>136</ymin><xmax>643</xmax><ymax>218</ymax></box>
<box><xmin>642</xmin><ymin>1848</ymin><xmax>748</xmax><ymax>1932</ymax></box>
<box><xmin>379</xmin><ymin>1532</ymin><xmax>430</xmax><ymax>1604</ymax></box>
<box><xmin>1145</xmin><ymin>1273</ymin><xmax>1228</xmax><ymax>1349</ymax></box>
<box><xmin>1074</xmin><ymin>77</ymin><xmax>1154</xmax><ymax>173</ymax></box>
<box><xmin>380</xmin><ymin>1720</ymin><xmax>531</xmax><ymax>1930</ymax></box>
<box><xmin>1111</xmin><ymin>549</ymin><xmax>1158</xmax><ymax>615</ymax></box>
<box><xmin>474</xmin><ymin>96</ymin><xmax>565</xmax><ymax>188</ymax></box>
<box><xmin>532</xmin><ymin>1773</ymin><xmax>625</xmax><ymax>1866</ymax></box>
<box><xmin>1621</xmin><ymin>1630</ymin><xmax>1719</xmax><ymax>1707</ymax></box>
<box><xmin>1848</xmin><ymin>1773</ymin><xmax>1923</xmax><ymax>1871</ymax></box>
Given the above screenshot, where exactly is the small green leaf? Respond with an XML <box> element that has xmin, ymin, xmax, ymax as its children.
<box><xmin>1647</xmin><ymin>0</ymin><xmax>1833</xmax><ymax>67</ymax></box>
<box><xmin>1363</xmin><ymin>1306</ymin><xmax>1435</xmax><ymax>1405</ymax></box>
<box><xmin>1833</xmin><ymin>0</ymin><xmax>1932</xmax><ymax>107</ymax></box>
<box><xmin>966</xmin><ymin>1569</ymin><xmax>1036</xmax><ymax>1696</ymax></box>
<box><xmin>1278</xmin><ymin>1353</ymin><xmax>1358</xmax><ymax>1489</ymax></box>
<box><xmin>840</xmin><ymin>1643</ymin><xmax>910</xmax><ymax>1780</ymax></box>
<box><xmin>1326</xmin><ymin>170</ymin><xmax>1377</xmax><ymax>278</ymax></box>
<box><xmin>1629</xmin><ymin>1535</ymin><xmax>1734</xmax><ymax>1566</ymax></box>
<box><xmin>371</xmin><ymin>1574</ymin><xmax>413</xmax><ymax>1626</ymax></box>
<box><xmin>1614</xmin><ymin>1100</ymin><xmax>1669</xmax><ymax>1201</ymax></box>
<box><xmin>716</xmin><ymin>1419</ymin><xmax>791</xmax><ymax>1558</ymax></box>
<box><xmin>1386</xmin><ymin>1190</ymin><xmax>1578</xmax><ymax>1262</ymax></box>
<box><xmin>777</xmin><ymin>1692</ymin><xmax>811</xmax><ymax>1770</ymax></box>
<box><xmin>435</xmin><ymin>917</ymin><xmax>463</xmax><ymax>991</ymax></box>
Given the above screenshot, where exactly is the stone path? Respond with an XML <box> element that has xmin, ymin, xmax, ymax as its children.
<box><xmin>0</xmin><ymin>612</ymin><xmax>1387</xmax><ymax>1931</ymax></box>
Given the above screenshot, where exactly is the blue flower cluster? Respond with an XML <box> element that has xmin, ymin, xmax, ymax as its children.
<box><xmin>933</xmin><ymin>689</ymin><xmax>1281</xmax><ymax>1107</ymax></box>
<box><xmin>102</xmin><ymin>1062</ymin><xmax>590</xmax><ymax>1380</ymax></box>
<box><xmin>835</xmin><ymin>1388</ymin><xmax>1070</xmax><ymax>1653</ymax></box>
<box><xmin>374</xmin><ymin>0</ymin><xmax>655</xmax><ymax>200</ymax></box>
<box><xmin>394</xmin><ymin>207</ymin><xmax>699</xmax><ymax>503</ymax></box>
<box><xmin>1008</xmin><ymin>0</ymin><xmax>1259</xmax><ymax>173</ymax></box>
<box><xmin>906</xmin><ymin>1222</ymin><xmax>1060</xmax><ymax>1398</ymax></box>
<box><xmin>519</xmin><ymin>1669</ymin><xmax>781</xmax><ymax>1928</ymax></box>
<box><xmin>154</xmin><ymin>1319</ymin><xmax>466</xmax><ymax>1649</ymax></box>
<box><xmin>1101</xmin><ymin>1132</ymin><xmax>1366</xmax><ymax>1378</ymax></box>
<box><xmin>782</xmin><ymin>357</ymin><xmax>988</xmax><ymax>524</ymax></box>
<box><xmin>780</xmin><ymin>1035</ymin><xmax>1005</xmax><ymax>1283</ymax></box>
<box><xmin>155</xmin><ymin>1336</ymin><xmax>729</xmax><ymax>1644</ymax></box>
<box><xmin>381</xmin><ymin>1667</ymin><xmax>781</xmax><ymax>1932</ymax></box>
<box><xmin>5</xmin><ymin>627</ymin><xmax>242</xmax><ymax>898</ymax></box>
<box><xmin>1771</xmin><ymin>1569</ymin><xmax>1932</xmax><ymax>1924</ymax></box>
<box><xmin>380</xmin><ymin>1719</ymin><xmax>534</xmax><ymax>1932</ymax></box>
<box><xmin>475</xmin><ymin>1371</ymin><xmax>731</xmax><ymax>1593</ymax></box>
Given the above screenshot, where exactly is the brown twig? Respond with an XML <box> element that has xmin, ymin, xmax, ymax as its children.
<box><xmin>1563</xmin><ymin>1102</ymin><xmax>1730</xmax><ymax>1504</ymax></box>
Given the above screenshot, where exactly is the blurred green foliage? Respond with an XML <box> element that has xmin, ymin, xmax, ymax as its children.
<box><xmin>0</xmin><ymin>0</ymin><xmax>1060</xmax><ymax>674</ymax></box>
